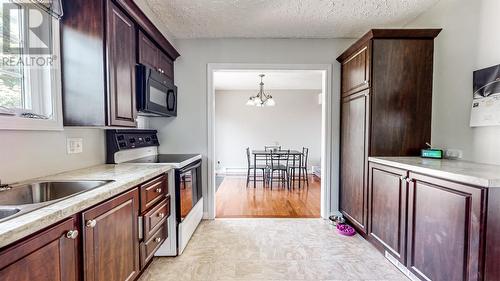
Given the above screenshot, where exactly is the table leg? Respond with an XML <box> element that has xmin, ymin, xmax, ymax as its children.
<box><xmin>254</xmin><ymin>154</ymin><xmax>257</xmax><ymax>188</ymax></box>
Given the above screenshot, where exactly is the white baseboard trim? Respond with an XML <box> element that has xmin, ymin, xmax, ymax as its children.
<box><xmin>217</xmin><ymin>167</ymin><xmax>315</xmax><ymax>176</ymax></box>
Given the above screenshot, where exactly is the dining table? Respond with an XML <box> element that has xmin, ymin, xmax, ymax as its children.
<box><xmin>251</xmin><ymin>150</ymin><xmax>304</xmax><ymax>189</ymax></box>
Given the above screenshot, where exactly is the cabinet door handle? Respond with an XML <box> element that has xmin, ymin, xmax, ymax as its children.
<box><xmin>86</xmin><ymin>219</ymin><xmax>97</xmax><ymax>228</ymax></box>
<box><xmin>158</xmin><ymin>213</ymin><xmax>165</xmax><ymax>218</ymax></box>
<box><xmin>399</xmin><ymin>176</ymin><xmax>407</xmax><ymax>181</ymax></box>
<box><xmin>66</xmin><ymin>230</ymin><xmax>79</xmax><ymax>239</ymax></box>
<box><xmin>155</xmin><ymin>237</ymin><xmax>161</xmax><ymax>243</ymax></box>
<box><xmin>406</xmin><ymin>178</ymin><xmax>414</xmax><ymax>183</ymax></box>
<box><xmin>155</xmin><ymin>188</ymin><xmax>162</xmax><ymax>193</ymax></box>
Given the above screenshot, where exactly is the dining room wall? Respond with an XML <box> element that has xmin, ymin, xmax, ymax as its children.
<box><xmin>215</xmin><ymin>89</ymin><xmax>322</xmax><ymax>173</ymax></box>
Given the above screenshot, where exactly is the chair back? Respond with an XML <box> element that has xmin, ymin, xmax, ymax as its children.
<box><xmin>246</xmin><ymin>147</ymin><xmax>251</xmax><ymax>167</ymax></box>
<box><xmin>271</xmin><ymin>150</ymin><xmax>290</xmax><ymax>169</ymax></box>
<box><xmin>302</xmin><ymin>147</ymin><xmax>309</xmax><ymax>168</ymax></box>
<box><xmin>264</xmin><ymin>146</ymin><xmax>280</xmax><ymax>166</ymax></box>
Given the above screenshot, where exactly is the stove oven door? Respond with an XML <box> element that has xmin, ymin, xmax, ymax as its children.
<box><xmin>175</xmin><ymin>160</ymin><xmax>202</xmax><ymax>222</ymax></box>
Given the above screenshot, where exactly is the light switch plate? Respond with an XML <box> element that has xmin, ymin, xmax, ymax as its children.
<box><xmin>67</xmin><ymin>138</ymin><xmax>83</xmax><ymax>154</ymax></box>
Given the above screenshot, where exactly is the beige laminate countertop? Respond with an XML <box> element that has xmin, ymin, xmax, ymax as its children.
<box><xmin>369</xmin><ymin>156</ymin><xmax>500</xmax><ymax>188</ymax></box>
<box><xmin>0</xmin><ymin>163</ymin><xmax>173</xmax><ymax>249</ymax></box>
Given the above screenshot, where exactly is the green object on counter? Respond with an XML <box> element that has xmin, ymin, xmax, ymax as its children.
<box><xmin>421</xmin><ymin>149</ymin><xmax>443</xmax><ymax>159</ymax></box>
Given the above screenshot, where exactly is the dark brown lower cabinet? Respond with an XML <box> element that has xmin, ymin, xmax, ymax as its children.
<box><xmin>0</xmin><ymin>217</ymin><xmax>79</xmax><ymax>281</ymax></box>
<box><xmin>367</xmin><ymin>163</ymin><xmax>407</xmax><ymax>264</ymax></box>
<box><xmin>407</xmin><ymin>173</ymin><xmax>484</xmax><ymax>281</ymax></box>
<box><xmin>82</xmin><ymin>188</ymin><xmax>140</xmax><ymax>281</ymax></box>
<box><xmin>0</xmin><ymin>174</ymin><xmax>171</xmax><ymax>281</ymax></box>
<box><xmin>368</xmin><ymin>162</ymin><xmax>487</xmax><ymax>281</ymax></box>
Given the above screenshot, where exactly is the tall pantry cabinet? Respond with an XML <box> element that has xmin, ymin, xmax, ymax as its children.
<box><xmin>337</xmin><ymin>29</ymin><xmax>441</xmax><ymax>235</ymax></box>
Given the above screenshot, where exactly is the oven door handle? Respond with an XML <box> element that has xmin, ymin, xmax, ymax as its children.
<box><xmin>179</xmin><ymin>160</ymin><xmax>201</xmax><ymax>173</ymax></box>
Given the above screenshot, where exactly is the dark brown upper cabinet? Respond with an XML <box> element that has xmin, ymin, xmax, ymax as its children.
<box><xmin>337</xmin><ymin>29</ymin><xmax>441</xmax><ymax>236</ymax></box>
<box><xmin>61</xmin><ymin>0</ymin><xmax>179</xmax><ymax>127</ymax></box>
<box><xmin>138</xmin><ymin>31</ymin><xmax>159</xmax><ymax>69</ymax></box>
<box><xmin>107</xmin><ymin>2</ymin><xmax>137</xmax><ymax>127</ymax></box>
<box><xmin>158</xmin><ymin>51</ymin><xmax>174</xmax><ymax>80</ymax></box>
<box><xmin>138</xmin><ymin>31</ymin><xmax>174</xmax><ymax>81</ymax></box>
<box><xmin>341</xmin><ymin>43</ymin><xmax>370</xmax><ymax>97</ymax></box>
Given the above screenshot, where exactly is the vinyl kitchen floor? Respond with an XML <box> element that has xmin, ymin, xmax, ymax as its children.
<box><xmin>138</xmin><ymin>219</ymin><xmax>408</xmax><ymax>281</ymax></box>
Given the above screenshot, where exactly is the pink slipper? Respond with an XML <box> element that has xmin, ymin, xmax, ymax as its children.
<box><xmin>337</xmin><ymin>223</ymin><xmax>356</xmax><ymax>236</ymax></box>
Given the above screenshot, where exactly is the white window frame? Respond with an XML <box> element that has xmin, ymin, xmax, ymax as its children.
<box><xmin>0</xmin><ymin>5</ymin><xmax>62</xmax><ymax>131</ymax></box>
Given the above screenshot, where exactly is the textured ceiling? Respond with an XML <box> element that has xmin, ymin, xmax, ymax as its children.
<box><xmin>141</xmin><ymin>0</ymin><xmax>439</xmax><ymax>39</ymax></box>
<box><xmin>214</xmin><ymin>70</ymin><xmax>323</xmax><ymax>91</ymax></box>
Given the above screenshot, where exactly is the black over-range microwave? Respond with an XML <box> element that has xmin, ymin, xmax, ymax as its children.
<box><xmin>136</xmin><ymin>64</ymin><xmax>177</xmax><ymax>117</ymax></box>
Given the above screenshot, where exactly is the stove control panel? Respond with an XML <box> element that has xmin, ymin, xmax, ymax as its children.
<box><xmin>106</xmin><ymin>130</ymin><xmax>159</xmax><ymax>163</ymax></box>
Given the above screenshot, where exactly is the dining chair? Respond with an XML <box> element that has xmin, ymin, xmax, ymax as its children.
<box><xmin>246</xmin><ymin>147</ymin><xmax>267</xmax><ymax>188</ymax></box>
<box><xmin>288</xmin><ymin>147</ymin><xmax>309</xmax><ymax>187</ymax></box>
<box><xmin>268</xmin><ymin>150</ymin><xmax>290</xmax><ymax>189</ymax></box>
<box><xmin>264</xmin><ymin>145</ymin><xmax>281</xmax><ymax>167</ymax></box>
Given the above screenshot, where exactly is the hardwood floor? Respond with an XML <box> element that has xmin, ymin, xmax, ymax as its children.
<box><xmin>215</xmin><ymin>175</ymin><xmax>321</xmax><ymax>218</ymax></box>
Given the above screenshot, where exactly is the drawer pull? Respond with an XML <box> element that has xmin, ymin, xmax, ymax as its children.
<box><xmin>86</xmin><ymin>219</ymin><xmax>97</xmax><ymax>228</ymax></box>
<box><xmin>158</xmin><ymin>213</ymin><xmax>165</xmax><ymax>218</ymax></box>
<box><xmin>155</xmin><ymin>188</ymin><xmax>162</xmax><ymax>193</ymax></box>
<box><xmin>66</xmin><ymin>230</ymin><xmax>79</xmax><ymax>239</ymax></box>
<box><xmin>155</xmin><ymin>237</ymin><xmax>161</xmax><ymax>243</ymax></box>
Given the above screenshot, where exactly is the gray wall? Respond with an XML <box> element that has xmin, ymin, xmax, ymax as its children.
<box><xmin>150</xmin><ymin>38</ymin><xmax>354</xmax><ymax>214</ymax></box>
<box><xmin>0</xmin><ymin>128</ymin><xmax>105</xmax><ymax>183</ymax></box>
<box><xmin>406</xmin><ymin>0</ymin><xmax>500</xmax><ymax>164</ymax></box>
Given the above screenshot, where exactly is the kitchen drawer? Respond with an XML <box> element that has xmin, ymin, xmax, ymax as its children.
<box><xmin>140</xmin><ymin>174</ymin><xmax>167</xmax><ymax>213</ymax></box>
<box><xmin>142</xmin><ymin>196</ymin><xmax>170</xmax><ymax>241</ymax></box>
<box><xmin>140</xmin><ymin>225</ymin><xmax>167</xmax><ymax>269</ymax></box>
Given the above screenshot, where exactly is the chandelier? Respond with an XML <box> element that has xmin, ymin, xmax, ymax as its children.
<box><xmin>245</xmin><ymin>74</ymin><xmax>276</xmax><ymax>107</ymax></box>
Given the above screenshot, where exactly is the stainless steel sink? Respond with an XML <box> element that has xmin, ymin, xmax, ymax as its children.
<box><xmin>0</xmin><ymin>180</ymin><xmax>113</xmax><ymax>222</ymax></box>
<box><xmin>0</xmin><ymin>208</ymin><xmax>20</xmax><ymax>220</ymax></box>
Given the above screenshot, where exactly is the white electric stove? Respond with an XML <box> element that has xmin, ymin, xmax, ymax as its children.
<box><xmin>106</xmin><ymin>130</ymin><xmax>203</xmax><ymax>256</ymax></box>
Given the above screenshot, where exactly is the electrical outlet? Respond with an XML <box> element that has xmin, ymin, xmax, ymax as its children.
<box><xmin>67</xmin><ymin>138</ymin><xmax>83</xmax><ymax>154</ymax></box>
<box><xmin>445</xmin><ymin>149</ymin><xmax>463</xmax><ymax>159</ymax></box>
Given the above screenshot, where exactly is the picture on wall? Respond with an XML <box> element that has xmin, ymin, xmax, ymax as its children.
<box><xmin>470</xmin><ymin>64</ymin><xmax>500</xmax><ymax>127</ymax></box>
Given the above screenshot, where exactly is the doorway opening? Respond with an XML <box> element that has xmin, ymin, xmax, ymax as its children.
<box><xmin>207</xmin><ymin>64</ymin><xmax>336</xmax><ymax>219</ymax></box>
